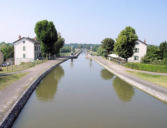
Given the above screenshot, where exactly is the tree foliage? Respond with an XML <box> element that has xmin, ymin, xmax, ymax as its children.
<box><xmin>0</xmin><ymin>42</ymin><xmax>14</xmax><ymax>61</ymax></box>
<box><xmin>114</xmin><ymin>26</ymin><xmax>138</xmax><ymax>61</ymax></box>
<box><xmin>97</xmin><ymin>46</ymin><xmax>107</xmax><ymax>57</ymax></box>
<box><xmin>54</xmin><ymin>33</ymin><xmax>65</xmax><ymax>55</ymax></box>
<box><xmin>60</xmin><ymin>46</ymin><xmax>71</xmax><ymax>53</ymax></box>
<box><xmin>35</xmin><ymin>20</ymin><xmax>58</xmax><ymax>56</ymax></box>
<box><xmin>159</xmin><ymin>41</ymin><xmax>167</xmax><ymax>59</ymax></box>
<box><xmin>101</xmin><ymin>38</ymin><xmax>115</xmax><ymax>54</ymax></box>
<box><xmin>142</xmin><ymin>45</ymin><xmax>161</xmax><ymax>64</ymax></box>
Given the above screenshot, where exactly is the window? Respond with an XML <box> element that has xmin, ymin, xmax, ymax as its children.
<box><xmin>135</xmin><ymin>42</ymin><xmax>139</xmax><ymax>45</ymax></box>
<box><xmin>134</xmin><ymin>56</ymin><xmax>139</xmax><ymax>60</ymax></box>
<box><xmin>23</xmin><ymin>54</ymin><xmax>26</xmax><ymax>58</ymax></box>
<box><xmin>23</xmin><ymin>46</ymin><xmax>26</xmax><ymax>51</ymax></box>
<box><xmin>134</xmin><ymin>48</ymin><xmax>139</xmax><ymax>53</ymax></box>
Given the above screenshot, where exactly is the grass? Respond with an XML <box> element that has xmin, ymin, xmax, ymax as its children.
<box><xmin>0</xmin><ymin>72</ymin><xmax>28</xmax><ymax>90</ymax></box>
<box><xmin>125</xmin><ymin>62</ymin><xmax>167</xmax><ymax>73</ymax></box>
<box><xmin>0</xmin><ymin>60</ymin><xmax>47</xmax><ymax>73</ymax></box>
<box><xmin>128</xmin><ymin>71</ymin><xmax>167</xmax><ymax>88</ymax></box>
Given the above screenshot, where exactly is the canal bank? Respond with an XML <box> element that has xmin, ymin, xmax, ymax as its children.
<box><xmin>87</xmin><ymin>54</ymin><xmax>167</xmax><ymax>103</ymax></box>
<box><xmin>0</xmin><ymin>58</ymin><xmax>69</xmax><ymax>128</ymax></box>
<box><xmin>12</xmin><ymin>53</ymin><xmax>167</xmax><ymax>128</ymax></box>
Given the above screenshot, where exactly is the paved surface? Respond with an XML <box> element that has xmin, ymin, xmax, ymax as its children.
<box><xmin>0</xmin><ymin>58</ymin><xmax>68</xmax><ymax>124</ymax></box>
<box><xmin>88</xmin><ymin>55</ymin><xmax>167</xmax><ymax>102</ymax></box>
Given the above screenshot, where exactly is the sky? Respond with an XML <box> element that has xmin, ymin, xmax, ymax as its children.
<box><xmin>0</xmin><ymin>0</ymin><xmax>167</xmax><ymax>45</ymax></box>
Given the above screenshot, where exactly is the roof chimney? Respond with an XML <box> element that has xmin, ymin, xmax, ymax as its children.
<box><xmin>144</xmin><ymin>39</ymin><xmax>146</xmax><ymax>44</ymax></box>
<box><xmin>18</xmin><ymin>35</ymin><xmax>21</xmax><ymax>39</ymax></box>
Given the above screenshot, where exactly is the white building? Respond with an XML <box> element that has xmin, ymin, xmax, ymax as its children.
<box><xmin>128</xmin><ymin>40</ymin><xmax>147</xmax><ymax>62</ymax></box>
<box><xmin>14</xmin><ymin>36</ymin><xmax>41</xmax><ymax>65</ymax></box>
<box><xmin>108</xmin><ymin>40</ymin><xmax>147</xmax><ymax>63</ymax></box>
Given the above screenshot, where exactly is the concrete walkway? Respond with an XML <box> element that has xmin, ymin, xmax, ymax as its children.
<box><xmin>88</xmin><ymin>55</ymin><xmax>167</xmax><ymax>102</ymax></box>
<box><xmin>0</xmin><ymin>58</ymin><xmax>68</xmax><ymax>126</ymax></box>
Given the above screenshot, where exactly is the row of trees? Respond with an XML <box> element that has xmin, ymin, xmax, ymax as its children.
<box><xmin>142</xmin><ymin>41</ymin><xmax>167</xmax><ymax>64</ymax></box>
<box><xmin>35</xmin><ymin>20</ymin><xmax>64</xmax><ymax>57</ymax></box>
<box><xmin>97</xmin><ymin>26</ymin><xmax>138</xmax><ymax>61</ymax></box>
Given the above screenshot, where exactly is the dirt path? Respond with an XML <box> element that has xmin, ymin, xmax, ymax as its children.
<box><xmin>0</xmin><ymin>58</ymin><xmax>68</xmax><ymax>125</ymax></box>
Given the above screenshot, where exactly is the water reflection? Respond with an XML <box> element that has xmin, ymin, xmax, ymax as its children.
<box><xmin>89</xmin><ymin>59</ymin><xmax>93</xmax><ymax>68</ymax></box>
<box><xmin>70</xmin><ymin>59</ymin><xmax>74</xmax><ymax>68</ymax></box>
<box><xmin>36</xmin><ymin>66</ymin><xmax>64</xmax><ymax>101</ymax></box>
<box><xmin>113</xmin><ymin>77</ymin><xmax>134</xmax><ymax>102</ymax></box>
<box><xmin>100</xmin><ymin>69</ymin><xmax>114</xmax><ymax>80</ymax></box>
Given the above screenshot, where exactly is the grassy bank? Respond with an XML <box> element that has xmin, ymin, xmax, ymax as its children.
<box><xmin>128</xmin><ymin>71</ymin><xmax>167</xmax><ymax>88</ymax></box>
<box><xmin>0</xmin><ymin>72</ymin><xmax>28</xmax><ymax>90</ymax></box>
<box><xmin>0</xmin><ymin>60</ymin><xmax>47</xmax><ymax>73</ymax></box>
<box><xmin>125</xmin><ymin>63</ymin><xmax>167</xmax><ymax>73</ymax></box>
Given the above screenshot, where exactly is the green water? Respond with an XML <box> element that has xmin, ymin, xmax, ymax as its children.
<box><xmin>13</xmin><ymin>53</ymin><xmax>167</xmax><ymax>128</ymax></box>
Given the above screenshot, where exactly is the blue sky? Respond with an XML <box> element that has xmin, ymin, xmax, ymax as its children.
<box><xmin>0</xmin><ymin>0</ymin><xmax>166</xmax><ymax>45</ymax></box>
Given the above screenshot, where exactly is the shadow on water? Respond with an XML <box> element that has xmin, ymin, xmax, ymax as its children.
<box><xmin>100</xmin><ymin>68</ymin><xmax>134</xmax><ymax>102</ymax></box>
<box><xmin>113</xmin><ymin>77</ymin><xmax>135</xmax><ymax>102</ymax></box>
<box><xmin>100</xmin><ymin>69</ymin><xmax>114</xmax><ymax>80</ymax></box>
<box><xmin>36</xmin><ymin>66</ymin><xmax>64</xmax><ymax>101</ymax></box>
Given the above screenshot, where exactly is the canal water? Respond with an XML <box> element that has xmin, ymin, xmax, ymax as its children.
<box><xmin>13</xmin><ymin>53</ymin><xmax>167</xmax><ymax>128</ymax></box>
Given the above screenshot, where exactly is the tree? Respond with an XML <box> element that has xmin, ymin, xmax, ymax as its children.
<box><xmin>101</xmin><ymin>38</ymin><xmax>115</xmax><ymax>55</ymax></box>
<box><xmin>60</xmin><ymin>46</ymin><xmax>71</xmax><ymax>53</ymax></box>
<box><xmin>34</xmin><ymin>20</ymin><xmax>58</xmax><ymax>57</ymax></box>
<box><xmin>142</xmin><ymin>45</ymin><xmax>161</xmax><ymax>63</ymax></box>
<box><xmin>0</xmin><ymin>42</ymin><xmax>14</xmax><ymax>61</ymax></box>
<box><xmin>159</xmin><ymin>41</ymin><xmax>167</xmax><ymax>59</ymax></box>
<box><xmin>92</xmin><ymin>45</ymin><xmax>99</xmax><ymax>52</ymax></box>
<box><xmin>97</xmin><ymin>46</ymin><xmax>107</xmax><ymax>57</ymax></box>
<box><xmin>114</xmin><ymin>26</ymin><xmax>138</xmax><ymax>61</ymax></box>
<box><xmin>54</xmin><ymin>33</ymin><xmax>65</xmax><ymax>55</ymax></box>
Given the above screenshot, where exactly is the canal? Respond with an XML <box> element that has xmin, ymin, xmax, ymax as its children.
<box><xmin>13</xmin><ymin>53</ymin><xmax>167</xmax><ymax>128</ymax></box>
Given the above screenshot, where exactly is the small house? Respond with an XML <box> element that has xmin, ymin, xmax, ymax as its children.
<box><xmin>13</xmin><ymin>36</ymin><xmax>41</xmax><ymax>65</ymax></box>
<box><xmin>128</xmin><ymin>40</ymin><xmax>147</xmax><ymax>62</ymax></box>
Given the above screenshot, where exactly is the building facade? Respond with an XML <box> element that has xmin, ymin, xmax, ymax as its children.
<box><xmin>14</xmin><ymin>37</ymin><xmax>41</xmax><ymax>65</ymax></box>
<box><xmin>128</xmin><ymin>40</ymin><xmax>147</xmax><ymax>62</ymax></box>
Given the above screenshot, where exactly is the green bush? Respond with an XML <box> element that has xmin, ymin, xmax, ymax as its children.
<box><xmin>125</xmin><ymin>63</ymin><xmax>167</xmax><ymax>73</ymax></box>
<box><xmin>97</xmin><ymin>46</ymin><xmax>107</xmax><ymax>57</ymax></box>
